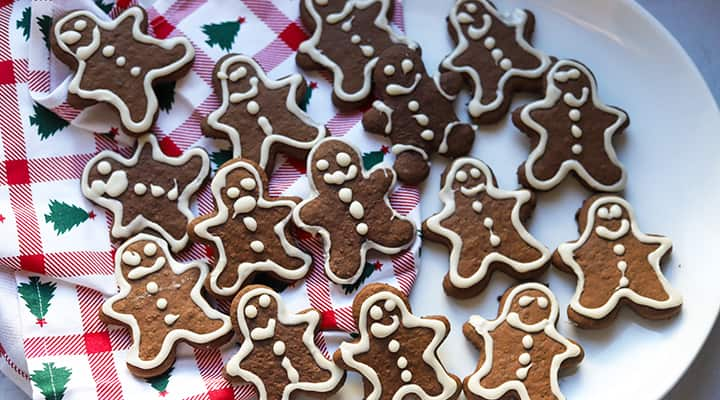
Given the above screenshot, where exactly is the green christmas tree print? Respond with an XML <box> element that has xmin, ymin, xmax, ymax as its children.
<box><xmin>44</xmin><ymin>200</ymin><xmax>96</xmax><ymax>234</ymax></box>
<box><xmin>362</xmin><ymin>146</ymin><xmax>389</xmax><ymax>170</ymax></box>
<box><xmin>202</xmin><ymin>17</ymin><xmax>245</xmax><ymax>51</ymax></box>
<box><xmin>17</xmin><ymin>7</ymin><xmax>31</xmax><ymax>40</ymax></box>
<box><xmin>342</xmin><ymin>260</ymin><xmax>383</xmax><ymax>294</ymax></box>
<box><xmin>37</xmin><ymin>15</ymin><xmax>53</xmax><ymax>50</ymax></box>
<box><xmin>30</xmin><ymin>103</ymin><xmax>69</xmax><ymax>140</ymax></box>
<box><xmin>210</xmin><ymin>149</ymin><xmax>233</xmax><ymax>171</ymax></box>
<box><xmin>154</xmin><ymin>81</ymin><xmax>176</xmax><ymax>113</ymax></box>
<box><xmin>30</xmin><ymin>362</ymin><xmax>72</xmax><ymax>400</ymax></box>
<box><xmin>299</xmin><ymin>81</ymin><xmax>318</xmax><ymax>112</ymax></box>
<box><xmin>18</xmin><ymin>276</ymin><xmax>56</xmax><ymax>327</ymax></box>
<box><xmin>94</xmin><ymin>0</ymin><xmax>114</xmax><ymax>14</ymax></box>
<box><xmin>146</xmin><ymin>366</ymin><xmax>173</xmax><ymax>397</ymax></box>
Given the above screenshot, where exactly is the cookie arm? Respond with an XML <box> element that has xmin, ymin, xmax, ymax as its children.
<box><xmin>437</xmin><ymin>71</ymin><xmax>464</xmax><ymax>97</ymax></box>
<box><xmin>363</xmin><ymin>101</ymin><xmax>392</xmax><ymax>136</ymax></box>
<box><xmin>366</xmin><ymin>169</ymin><xmax>394</xmax><ymax>193</ymax></box>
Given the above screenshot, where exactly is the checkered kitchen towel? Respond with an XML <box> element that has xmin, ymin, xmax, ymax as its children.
<box><xmin>0</xmin><ymin>0</ymin><xmax>420</xmax><ymax>398</ymax></box>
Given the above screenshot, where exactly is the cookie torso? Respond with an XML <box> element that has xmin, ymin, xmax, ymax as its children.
<box><xmin>554</xmin><ymin>195</ymin><xmax>682</xmax><ymax>327</ymax></box>
<box><xmin>514</xmin><ymin>59</ymin><xmax>628</xmax><ymax>192</ymax></box>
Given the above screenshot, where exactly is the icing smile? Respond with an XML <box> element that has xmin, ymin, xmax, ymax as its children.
<box><xmin>385</xmin><ymin>73</ymin><xmax>421</xmax><ymax>96</ymax></box>
<box><xmin>595</xmin><ymin>218</ymin><xmax>630</xmax><ymax>240</ymax></box>
<box><xmin>369</xmin><ymin>315</ymin><xmax>400</xmax><ymax>338</ymax></box>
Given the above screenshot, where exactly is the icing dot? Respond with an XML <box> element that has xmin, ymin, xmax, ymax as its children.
<box><xmin>115</xmin><ymin>56</ymin><xmax>126</xmax><ymax>67</ymax></box>
<box><xmin>351</xmin><ymin>34</ymin><xmax>361</xmax><ymax>44</ymax></box>
<box><xmin>388</xmin><ymin>339</ymin><xmax>400</xmax><ymax>352</ymax></box>
<box><xmin>491</xmin><ymin>49</ymin><xmax>503</xmax><ymax>61</ymax></box>
<box><xmin>97</xmin><ymin>161</ymin><xmax>112</xmax><ymax>175</ymax></box>
<box><xmin>243</xmin><ymin>216</ymin><xmax>258</xmax><ymax>232</ymax></box>
<box><xmin>245</xmin><ymin>305</ymin><xmax>258</xmax><ymax>319</ymax></box>
<box><xmin>500</xmin><ymin>58</ymin><xmax>512</xmax><ymax>70</ymax></box>
<box><xmin>134</xmin><ymin>183</ymin><xmax>147</xmax><ymax>195</ymax></box>
<box><xmin>522</xmin><ymin>334</ymin><xmax>533</xmax><ymax>349</ymax></box>
<box><xmin>130</xmin><ymin>66</ymin><xmax>141</xmax><ymax>77</ymax></box>
<box><xmin>397</xmin><ymin>356</ymin><xmax>408</xmax><ymax>369</ymax></box>
<box><xmin>74</xmin><ymin>20</ymin><xmax>87</xmax><ymax>31</ymax></box>
<box><xmin>241</xmin><ymin>178</ymin><xmax>256</xmax><ymax>191</ymax></box>
<box><xmin>483</xmin><ymin>37</ymin><xmax>495</xmax><ymax>49</ymax></box>
<box><xmin>384</xmin><ymin>300</ymin><xmax>396</xmax><ymax>312</ymax></box>
<box><xmin>519</xmin><ymin>353</ymin><xmax>531</xmax><ymax>365</ymax></box>
<box><xmin>316</xmin><ymin>159</ymin><xmax>329</xmax><ymax>171</ymax></box>
<box><xmin>122</xmin><ymin>251</ymin><xmax>141</xmax><ymax>266</ymax></box>
<box><xmin>537</xmin><ymin>297</ymin><xmax>549</xmax><ymax>309</ymax></box>
<box><xmin>472</xmin><ymin>201</ymin><xmax>483</xmax><ymax>213</ymax></box>
<box><xmin>338</xmin><ymin>188</ymin><xmax>353</xmax><ymax>203</ymax></box>
<box><xmin>569</xmin><ymin>109</ymin><xmax>581</xmax><ymax>121</ymax></box>
<box><xmin>455</xmin><ymin>170</ymin><xmax>468</xmax><ymax>182</ymax></box>
<box><xmin>258</xmin><ymin>294</ymin><xmax>271</xmax><ymax>308</ymax></box>
<box><xmin>246</xmin><ymin>101</ymin><xmax>260</xmax><ymax>115</ymax></box>
<box><xmin>250</xmin><ymin>240</ymin><xmax>265</xmax><ymax>253</ymax></box>
<box><xmin>227</xmin><ymin>187</ymin><xmax>241</xmax><ymax>199</ymax></box>
<box><xmin>597</xmin><ymin>207</ymin><xmax>610</xmax><ymax>219</ymax></box>
<box><xmin>483</xmin><ymin>217</ymin><xmax>493</xmax><ymax>228</ymax></box>
<box><xmin>619</xmin><ymin>277</ymin><xmax>629</xmax><ymax>287</ymax></box>
<box><xmin>156</xmin><ymin>298</ymin><xmax>167</xmax><ymax>310</ymax></box>
<box><xmin>617</xmin><ymin>260</ymin><xmax>627</xmax><ymax>272</ymax></box>
<box><xmin>470</xmin><ymin>168</ymin><xmax>481</xmax><ymax>178</ymax></box>
<box><xmin>401</xmin><ymin>370</ymin><xmax>412</xmax><ymax>383</ymax></box>
<box><xmin>466</xmin><ymin>3</ymin><xmax>478</xmax><ymax>12</ymax></box>
<box><xmin>401</xmin><ymin>59</ymin><xmax>414</xmax><ymax>73</ymax></box>
<box><xmin>143</xmin><ymin>243</ymin><xmax>157</xmax><ymax>257</ymax></box>
<box><xmin>420</xmin><ymin>130</ymin><xmax>434</xmax><ymax>141</ymax></box>
<box><xmin>370</xmin><ymin>305</ymin><xmax>383</xmax><ymax>320</ymax></box>
<box><xmin>356</xmin><ymin>223</ymin><xmax>368</xmax><ymax>236</ymax></box>
<box><xmin>408</xmin><ymin>100</ymin><xmax>419</xmax><ymax>112</ymax></box>
<box><xmin>613</xmin><ymin>244</ymin><xmax>625</xmax><ymax>256</ymax></box>
<box><xmin>336</xmin><ymin>152</ymin><xmax>352</xmax><ymax>167</ymax></box>
<box><xmin>571</xmin><ymin>125</ymin><xmax>583</xmax><ymax>138</ymax></box>
<box><xmin>146</xmin><ymin>282</ymin><xmax>159</xmax><ymax>294</ymax></box>
<box><xmin>384</xmin><ymin>65</ymin><xmax>396</xmax><ymax>76</ymax></box>
<box><xmin>610</xmin><ymin>204</ymin><xmax>622</xmax><ymax>218</ymax></box>
<box><xmin>164</xmin><ymin>314</ymin><xmax>179</xmax><ymax>326</ymax></box>
<box><xmin>572</xmin><ymin>144</ymin><xmax>583</xmax><ymax>155</ymax></box>
<box><xmin>273</xmin><ymin>341</ymin><xmax>286</xmax><ymax>356</ymax></box>
<box><xmin>102</xmin><ymin>45</ymin><xmax>115</xmax><ymax>57</ymax></box>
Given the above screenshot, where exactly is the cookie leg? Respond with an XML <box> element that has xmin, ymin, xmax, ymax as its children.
<box><xmin>393</xmin><ymin>150</ymin><xmax>429</xmax><ymax>185</ymax></box>
<box><xmin>443</xmin><ymin>123</ymin><xmax>475</xmax><ymax>157</ymax></box>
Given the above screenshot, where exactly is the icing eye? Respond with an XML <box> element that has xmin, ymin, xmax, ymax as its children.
<box><xmin>537</xmin><ymin>297</ymin><xmax>549</xmax><ymax>309</ymax></box>
<box><xmin>73</xmin><ymin>20</ymin><xmax>87</xmax><ymax>31</ymax></box>
<box><xmin>97</xmin><ymin>160</ymin><xmax>112</xmax><ymax>175</ymax></box>
<box><xmin>316</xmin><ymin>159</ymin><xmax>330</xmax><ymax>171</ymax></box>
<box><xmin>226</xmin><ymin>187</ymin><xmax>241</xmax><ymax>199</ymax></box>
<box><xmin>370</xmin><ymin>305</ymin><xmax>383</xmax><ymax>320</ymax></box>
<box><xmin>518</xmin><ymin>295</ymin><xmax>534</xmax><ymax>307</ymax></box>
<box><xmin>384</xmin><ymin>299</ymin><xmax>396</xmax><ymax>312</ymax></box>
<box><xmin>597</xmin><ymin>207</ymin><xmax>610</xmax><ymax>219</ymax></box>
<box><xmin>336</xmin><ymin>152</ymin><xmax>352</xmax><ymax>167</ymax></box>
<box><xmin>121</xmin><ymin>250</ymin><xmax>141</xmax><ymax>266</ymax></box>
<box><xmin>383</xmin><ymin>65</ymin><xmax>396</xmax><ymax>76</ymax></box>
<box><xmin>258</xmin><ymin>294</ymin><xmax>271</xmax><ymax>308</ymax></box>
<box><xmin>240</xmin><ymin>178</ymin><xmax>256</xmax><ymax>191</ymax></box>
<box><xmin>455</xmin><ymin>170</ymin><xmax>468</xmax><ymax>182</ymax></box>
<box><xmin>229</xmin><ymin>66</ymin><xmax>247</xmax><ymax>82</ymax></box>
<box><xmin>315</xmin><ymin>0</ymin><xmax>328</xmax><ymax>5</ymax></box>
<box><xmin>143</xmin><ymin>243</ymin><xmax>157</xmax><ymax>257</ymax></box>
<box><xmin>465</xmin><ymin>3</ymin><xmax>478</xmax><ymax>13</ymax></box>
<box><xmin>245</xmin><ymin>305</ymin><xmax>258</xmax><ymax>319</ymax></box>
<box><xmin>470</xmin><ymin>168</ymin><xmax>481</xmax><ymax>178</ymax></box>
<box><xmin>457</xmin><ymin>12</ymin><xmax>474</xmax><ymax>24</ymax></box>
<box><xmin>610</xmin><ymin>204</ymin><xmax>622</xmax><ymax>218</ymax></box>
<box><xmin>401</xmin><ymin>59</ymin><xmax>414</xmax><ymax>74</ymax></box>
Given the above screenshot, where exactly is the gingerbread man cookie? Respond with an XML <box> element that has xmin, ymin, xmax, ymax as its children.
<box><xmin>554</xmin><ymin>195</ymin><xmax>682</xmax><ymax>328</ymax></box>
<box><xmin>441</xmin><ymin>0</ymin><xmax>551</xmax><ymax>123</ymax></box>
<box><xmin>189</xmin><ymin>159</ymin><xmax>312</xmax><ymax>298</ymax></box>
<box><xmin>364</xmin><ymin>45</ymin><xmax>475</xmax><ymax>184</ymax></box>
<box><xmin>203</xmin><ymin>54</ymin><xmax>326</xmax><ymax>172</ymax></box>
<box><xmin>101</xmin><ymin>234</ymin><xmax>232</xmax><ymax>378</ymax></box>
<box><xmin>292</xmin><ymin>138</ymin><xmax>416</xmax><ymax>285</ymax></box>
<box><xmin>335</xmin><ymin>284</ymin><xmax>461</xmax><ymax>400</ymax></box>
<box><xmin>51</xmin><ymin>7</ymin><xmax>194</xmax><ymax>134</ymax></box>
<box><xmin>464</xmin><ymin>283</ymin><xmax>583</xmax><ymax>400</ymax></box>
<box><xmin>225</xmin><ymin>285</ymin><xmax>345</xmax><ymax>399</ymax></box>
<box><xmin>82</xmin><ymin>134</ymin><xmax>210</xmax><ymax>252</ymax></box>
<box><xmin>514</xmin><ymin>59</ymin><xmax>629</xmax><ymax>192</ymax></box>
<box><xmin>423</xmin><ymin>158</ymin><xmax>551</xmax><ymax>298</ymax></box>
<box><xmin>297</xmin><ymin>0</ymin><xmax>416</xmax><ymax>110</ymax></box>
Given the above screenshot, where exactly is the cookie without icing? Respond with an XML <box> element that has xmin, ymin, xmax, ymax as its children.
<box><xmin>203</xmin><ymin>54</ymin><xmax>326</xmax><ymax>173</ymax></box>
<box><xmin>101</xmin><ymin>234</ymin><xmax>232</xmax><ymax>378</ymax></box>
<box><xmin>441</xmin><ymin>0</ymin><xmax>551</xmax><ymax>123</ymax></box>
<box><xmin>81</xmin><ymin>134</ymin><xmax>210</xmax><ymax>253</ymax></box>
<box><xmin>225</xmin><ymin>285</ymin><xmax>345</xmax><ymax>399</ymax></box>
<box><xmin>554</xmin><ymin>195</ymin><xmax>682</xmax><ymax>328</ymax></box>
<box><xmin>189</xmin><ymin>159</ymin><xmax>312</xmax><ymax>298</ymax></box>
<box><xmin>364</xmin><ymin>45</ymin><xmax>475</xmax><ymax>185</ymax></box>
<box><xmin>51</xmin><ymin>7</ymin><xmax>194</xmax><ymax>134</ymax></box>
<box><xmin>335</xmin><ymin>284</ymin><xmax>461</xmax><ymax>400</ymax></box>
<box><xmin>292</xmin><ymin>138</ymin><xmax>417</xmax><ymax>285</ymax></box>
<box><xmin>463</xmin><ymin>283</ymin><xmax>583</xmax><ymax>400</ymax></box>
<box><xmin>514</xmin><ymin>59</ymin><xmax>629</xmax><ymax>192</ymax></box>
<box><xmin>297</xmin><ymin>0</ymin><xmax>416</xmax><ymax>110</ymax></box>
<box><xmin>423</xmin><ymin>158</ymin><xmax>551</xmax><ymax>298</ymax></box>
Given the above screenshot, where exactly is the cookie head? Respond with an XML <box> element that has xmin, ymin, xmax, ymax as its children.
<box><xmin>374</xmin><ymin>46</ymin><xmax>425</xmax><ymax>96</ymax></box>
<box><xmin>219</xmin><ymin>58</ymin><xmax>260</xmax><ymax>95</ymax></box>
<box><xmin>362</xmin><ymin>294</ymin><xmax>404</xmax><ymax>339</ymax></box>
<box><xmin>86</xmin><ymin>157</ymin><xmax>129</xmax><ymax>198</ymax></box>
<box><xmin>310</xmin><ymin>140</ymin><xmax>361</xmax><ymax>189</ymax></box>
<box><xmin>551</xmin><ymin>64</ymin><xmax>593</xmax><ymax>96</ymax></box>
<box><xmin>452</xmin><ymin>1</ymin><xmax>493</xmax><ymax>38</ymax></box>
<box><xmin>119</xmin><ymin>238</ymin><xmax>167</xmax><ymax>282</ymax></box>
<box><xmin>448</xmin><ymin>160</ymin><xmax>490</xmax><ymax>193</ymax></box>
<box><xmin>592</xmin><ymin>199</ymin><xmax>631</xmax><ymax>238</ymax></box>
<box><xmin>55</xmin><ymin>13</ymin><xmax>100</xmax><ymax>58</ymax></box>
<box><xmin>506</xmin><ymin>286</ymin><xmax>555</xmax><ymax>332</ymax></box>
<box><xmin>218</xmin><ymin>163</ymin><xmax>261</xmax><ymax>218</ymax></box>
<box><xmin>241</xmin><ymin>291</ymin><xmax>279</xmax><ymax>338</ymax></box>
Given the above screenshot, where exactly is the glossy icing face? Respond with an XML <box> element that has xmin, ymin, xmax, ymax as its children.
<box><xmin>120</xmin><ymin>239</ymin><xmax>167</xmax><ymax>281</ymax></box>
<box><xmin>222</xmin><ymin>60</ymin><xmax>261</xmax><ymax>93</ymax></box>
<box><xmin>363</xmin><ymin>296</ymin><xmax>403</xmax><ymax>339</ymax></box>
<box><xmin>551</xmin><ymin>65</ymin><xmax>593</xmax><ymax>96</ymax></box>
<box><xmin>593</xmin><ymin>201</ymin><xmax>631</xmax><ymax>238</ymax></box>
<box><xmin>507</xmin><ymin>288</ymin><xmax>552</xmax><ymax>328</ymax></box>
<box><xmin>311</xmin><ymin>141</ymin><xmax>361</xmax><ymax>187</ymax></box>
<box><xmin>453</xmin><ymin>0</ymin><xmax>494</xmax><ymax>40</ymax></box>
<box><xmin>221</xmin><ymin>165</ymin><xmax>261</xmax><ymax>218</ymax></box>
<box><xmin>56</xmin><ymin>15</ymin><xmax>98</xmax><ymax>53</ymax></box>
<box><xmin>375</xmin><ymin>47</ymin><xmax>426</xmax><ymax>97</ymax></box>
<box><xmin>450</xmin><ymin>161</ymin><xmax>489</xmax><ymax>193</ymax></box>
<box><xmin>242</xmin><ymin>292</ymin><xmax>279</xmax><ymax>340</ymax></box>
<box><xmin>88</xmin><ymin>158</ymin><xmax>129</xmax><ymax>198</ymax></box>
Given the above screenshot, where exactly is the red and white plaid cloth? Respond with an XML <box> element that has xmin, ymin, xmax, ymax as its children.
<box><xmin>0</xmin><ymin>0</ymin><xmax>420</xmax><ymax>398</ymax></box>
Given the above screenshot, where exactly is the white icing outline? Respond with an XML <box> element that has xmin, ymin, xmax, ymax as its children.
<box><xmin>556</xmin><ymin>196</ymin><xmax>682</xmax><ymax>320</ymax></box>
<box><xmin>101</xmin><ymin>234</ymin><xmax>231</xmax><ymax>370</ymax></box>
<box><xmin>338</xmin><ymin>290</ymin><xmax>458</xmax><ymax>399</ymax></box>
<box><xmin>442</xmin><ymin>0</ymin><xmax>550</xmax><ymax>119</ymax></box>
<box><xmin>292</xmin><ymin>138</ymin><xmax>417</xmax><ymax>285</ymax></box>
<box><xmin>465</xmin><ymin>283</ymin><xmax>581</xmax><ymax>400</ymax></box>
<box><xmin>192</xmin><ymin>159</ymin><xmax>312</xmax><ymax>297</ymax></box>
<box><xmin>521</xmin><ymin>60</ymin><xmax>628</xmax><ymax>191</ymax></box>
<box><xmin>298</xmin><ymin>0</ymin><xmax>415</xmax><ymax>103</ymax></box>
<box><xmin>53</xmin><ymin>7</ymin><xmax>194</xmax><ymax>133</ymax></box>
<box><xmin>206</xmin><ymin>54</ymin><xmax>326</xmax><ymax>168</ymax></box>
<box><xmin>226</xmin><ymin>286</ymin><xmax>344</xmax><ymax>399</ymax></box>
<box><xmin>81</xmin><ymin>135</ymin><xmax>210</xmax><ymax>253</ymax></box>
<box><xmin>425</xmin><ymin>158</ymin><xmax>550</xmax><ymax>290</ymax></box>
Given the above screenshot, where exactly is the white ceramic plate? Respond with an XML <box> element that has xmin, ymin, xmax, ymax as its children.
<box><xmin>402</xmin><ymin>0</ymin><xmax>720</xmax><ymax>399</ymax></box>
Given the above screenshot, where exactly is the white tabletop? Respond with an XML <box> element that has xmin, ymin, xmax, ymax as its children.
<box><xmin>2</xmin><ymin>1</ymin><xmax>717</xmax><ymax>399</ymax></box>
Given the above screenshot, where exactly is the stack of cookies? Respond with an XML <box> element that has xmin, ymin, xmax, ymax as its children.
<box><xmin>50</xmin><ymin>1</ymin><xmax>683</xmax><ymax>399</ymax></box>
